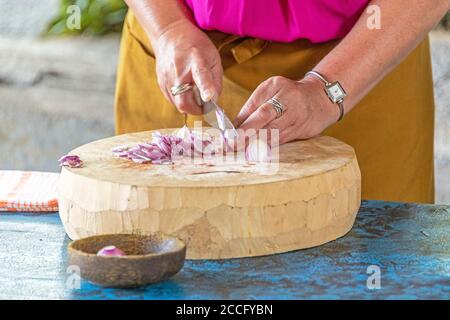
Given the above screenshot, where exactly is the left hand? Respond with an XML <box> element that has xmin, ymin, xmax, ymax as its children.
<box><xmin>233</xmin><ymin>76</ymin><xmax>341</xmax><ymax>145</ymax></box>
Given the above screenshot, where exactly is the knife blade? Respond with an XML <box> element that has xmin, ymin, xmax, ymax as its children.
<box><xmin>202</xmin><ymin>99</ymin><xmax>237</xmax><ymax>140</ymax></box>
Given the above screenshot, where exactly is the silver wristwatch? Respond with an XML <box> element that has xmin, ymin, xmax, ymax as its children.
<box><xmin>305</xmin><ymin>71</ymin><xmax>347</xmax><ymax>121</ymax></box>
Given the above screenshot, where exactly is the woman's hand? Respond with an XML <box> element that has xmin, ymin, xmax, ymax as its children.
<box><xmin>152</xmin><ymin>19</ymin><xmax>223</xmax><ymax>115</ymax></box>
<box><xmin>233</xmin><ymin>76</ymin><xmax>340</xmax><ymax>145</ymax></box>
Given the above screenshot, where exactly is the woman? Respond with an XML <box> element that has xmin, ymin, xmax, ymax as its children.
<box><xmin>115</xmin><ymin>0</ymin><xmax>450</xmax><ymax>203</ymax></box>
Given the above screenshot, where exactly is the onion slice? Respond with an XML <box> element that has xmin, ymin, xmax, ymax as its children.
<box><xmin>58</xmin><ymin>155</ymin><xmax>83</xmax><ymax>168</ymax></box>
<box><xmin>97</xmin><ymin>245</ymin><xmax>125</xmax><ymax>257</ymax></box>
<box><xmin>245</xmin><ymin>138</ymin><xmax>272</xmax><ymax>162</ymax></box>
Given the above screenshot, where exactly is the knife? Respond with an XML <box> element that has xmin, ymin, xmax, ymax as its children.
<box><xmin>202</xmin><ymin>99</ymin><xmax>238</xmax><ymax>140</ymax></box>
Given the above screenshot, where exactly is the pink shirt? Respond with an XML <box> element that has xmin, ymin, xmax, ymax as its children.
<box><xmin>185</xmin><ymin>0</ymin><xmax>369</xmax><ymax>43</ymax></box>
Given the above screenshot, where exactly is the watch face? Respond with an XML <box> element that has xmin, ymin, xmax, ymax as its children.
<box><xmin>326</xmin><ymin>82</ymin><xmax>347</xmax><ymax>103</ymax></box>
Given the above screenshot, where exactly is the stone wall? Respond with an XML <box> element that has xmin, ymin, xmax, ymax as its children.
<box><xmin>0</xmin><ymin>0</ymin><xmax>59</xmax><ymax>37</ymax></box>
<box><xmin>0</xmin><ymin>36</ymin><xmax>118</xmax><ymax>171</ymax></box>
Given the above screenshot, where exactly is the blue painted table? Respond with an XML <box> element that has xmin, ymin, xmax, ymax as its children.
<box><xmin>0</xmin><ymin>200</ymin><xmax>449</xmax><ymax>299</ymax></box>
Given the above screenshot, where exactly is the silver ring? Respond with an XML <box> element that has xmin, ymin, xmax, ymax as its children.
<box><xmin>170</xmin><ymin>83</ymin><xmax>193</xmax><ymax>96</ymax></box>
<box><xmin>267</xmin><ymin>97</ymin><xmax>284</xmax><ymax>118</ymax></box>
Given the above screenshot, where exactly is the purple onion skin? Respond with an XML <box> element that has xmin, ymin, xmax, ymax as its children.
<box><xmin>58</xmin><ymin>155</ymin><xmax>83</xmax><ymax>168</ymax></box>
<box><xmin>97</xmin><ymin>245</ymin><xmax>125</xmax><ymax>257</ymax></box>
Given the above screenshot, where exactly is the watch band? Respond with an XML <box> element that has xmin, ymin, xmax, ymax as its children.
<box><xmin>306</xmin><ymin>71</ymin><xmax>330</xmax><ymax>86</ymax></box>
<box><xmin>305</xmin><ymin>71</ymin><xmax>346</xmax><ymax>122</ymax></box>
<box><xmin>336</xmin><ymin>101</ymin><xmax>344</xmax><ymax>122</ymax></box>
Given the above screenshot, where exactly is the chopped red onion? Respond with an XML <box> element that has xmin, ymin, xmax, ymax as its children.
<box><xmin>112</xmin><ymin>126</ymin><xmax>271</xmax><ymax>164</ymax></box>
<box><xmin>58</xmin><ymin>155</ymin><xmax>83</xmax><ymax>168</ymax></box>
<box><xmin>97</xmin><ymin>245</ymin><xmax>125</xmax><ymax>257</ymax></box>
<box><xmin>112</xmin><ymin>126</ymin><xmax>217</xmax><ymax>164</ymax></box>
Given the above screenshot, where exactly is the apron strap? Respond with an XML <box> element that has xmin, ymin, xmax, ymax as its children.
<box><xmin>217</xmin><ymin>35</ymin><xmax>269</xmax><ymax>64</ymax></box>
<box><xmin>231</xmin><ymin>38</ymin><xmax>269</xmax><ymax>64</ymax></box>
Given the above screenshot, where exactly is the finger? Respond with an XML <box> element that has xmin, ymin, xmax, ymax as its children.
<box><xmin>264</xmin><ymin>108</ymin><xmax>295</xmax><ymax>131</ymax></box>
<box><xmin>233</xmin><ymin>76</ymin><xmax>284</xmax><ymax>128</ymax></box>
<box><xmin>233</xmin><ymin>117</ymin><xmax>288</xmax><ymax>152</ymax></box>
<box><xmin>172</xmin><ymin>88</ymin><xmax>203</xmax><ymax>115</ymax></box>
<box><xmin>262</xmin><ymin>111</ymin><xmax>295</xmax><ymax>146</ymax></box>
<box><xmin>156</xmin><ymin>68</ymin><xmax>176</xmax><ymax>105</ymax></box>
<box><xmin>238</xmin><ymin>101</ymin><xmax>279</xmax><ymax>134</ymax></box>
<box><xmin>167</xmin><ymin>63</ymin><xmax>203</xmax><ymax>114</ymax></box>
<box><xmin>191</xmin><ymin>51</ymin><xmax>217</xmax><ymax>102</ymax></box>
<box><xmin>161</xmin><ymin>56</ymin><xmax>202</xmax><ymax>115</ymax></box>
<box><xmin>161</xmin><ymin>85</ymin><xmax>174</xmax><ymax>105</ymax></box>
<box><xmin>232</xmin><ymin>114</ymin><xmax>288</xmax><ymax>152</ymax></box>
<box><xmin>278</xmin><ymin>125</ymin><xmax>299</xmax><ymax>145</ymax></box>
<box><xmin>211</xmin><ymin>62</ymin><xmax>223</xmax><ymax>102</ymax></box>
<box><xmin>278</xmin><ymin>123</ymin><xmax>319</xmax><ymax>145</ymax></box>
<box><xmin>233</xmin><ymin>102</ymin><xmax>279</xmax><ymax>151</ymax></box>
<box><xmin>191</xmin><ymin>85</ymin><xmax>203</xmax><ymax>107</ymax></box>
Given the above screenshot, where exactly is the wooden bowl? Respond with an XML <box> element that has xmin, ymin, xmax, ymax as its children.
<box><xmin>68</xmin><ymin>233</ymin><xmax>186</xmax><ymax>288</ymax></box>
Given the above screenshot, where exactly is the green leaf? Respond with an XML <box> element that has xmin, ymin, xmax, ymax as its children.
<box><xmin>43</xmin><ymin>0</ymin><xmax>127</xmax><ymax>36</ymax></box>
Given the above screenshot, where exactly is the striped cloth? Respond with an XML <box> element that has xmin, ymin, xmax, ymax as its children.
<box><xmin>0</xmin><ymin>171</ymin><xmax>59</xmax><ymax>212</ymax></box>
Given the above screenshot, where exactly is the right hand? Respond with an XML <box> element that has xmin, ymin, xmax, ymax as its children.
<box><xmin>152</xmin><ymin>19</ymin><xmax>223</xmax><ymax>115</ymax></box>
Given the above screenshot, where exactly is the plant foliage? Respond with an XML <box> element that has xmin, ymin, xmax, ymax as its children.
<box><xmin>46</xmin><ymin>0</ymin><xmax>127</xmax><ymax>36</ymax></box>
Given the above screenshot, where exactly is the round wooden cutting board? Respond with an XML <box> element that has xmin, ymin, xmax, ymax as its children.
<box><xmin>58</xmin><ymin>129</ymin><xmax>361</xmax><ymax>259</ymax></box>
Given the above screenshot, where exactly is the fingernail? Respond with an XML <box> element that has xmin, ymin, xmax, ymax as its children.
<box><xmin>201</xmin><ymin>89</ymin><xmax>213</xmax><ymax>102</ymax></box>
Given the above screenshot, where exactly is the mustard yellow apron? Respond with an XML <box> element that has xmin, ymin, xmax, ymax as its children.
<box><xmin>115</xmin><ymin>12</ymin><xmax>435</xmax><ymax>204</ymax></box>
